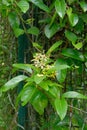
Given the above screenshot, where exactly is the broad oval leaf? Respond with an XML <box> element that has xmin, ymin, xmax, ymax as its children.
<box><xmin>56</xmin><ymin>69</ymin><xmax>67</xmax><ymax>83</ymax></box>
<box><xmin>27</xmin><ymin>27</ymin><xmax>39</xmax><ymax>36</ymax></box>
<box><xmin>20</xmin><ymin>85</ymin><xmax>37</xmax><ymax>106</ymax></box>
<box><xmin>13</xmin><ymin>64</ymin><xmax>32</xmax><ymax>73</ymax></box>
<box><xmin>55</xmin><ymin>98</ymin><xmax>68</xmax><ymax>120</ymax></box>
<box><xmin>45</xmin><ymin>23</ymin><xmax>60</xmax><ymax>39</ymax></box>
<box><xmin>31</xmin><ymin>91</ymin><xmax>48</xmax><ymax>115</ymax></box>
<box><xmin>2</xmin><ymin>75</ymin><xmax>28</xmax><ymax>92</ymax></box>
<box><xmin>55</xmin><ymin>0</ymin><xmax>66</xmax><ymax>19</ymax></box>
<box><xmin>62</xmin><ymin>48</ymin><xmax>85</xmax><ymax>61</ymax></box>
<box><xmin>17</xmin><ymin>0</ymin><xmax>29</xmax><ymax>13</ymax></box>
<box><xmin>14</xmin><ymin>28</ymin><xmax>24</xmax><ymax>37</ymax></box>
<box><xmin>65</xmin><ymin>30</ymin><xmax>77</xmax><ymax>44</ymax></box>
<box><xmin>63</xmin><ymin>91</ymin><xmax>87</xmax><ymax>99</ymax></box>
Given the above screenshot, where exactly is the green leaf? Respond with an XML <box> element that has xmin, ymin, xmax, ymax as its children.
<box><xmin>46</xmin><ymin>40</ymin><xmax>63</xmax><ymax>55</ymax></box>
<box><xmin>20</xmin><ymin>85</ymin><xmax>37</xmax><ymax>106</ymax></box>
<box><xmin>54</xmin><ymin>58</ymin><xmax>70</xmax><ymax>70</ymax></box>
<box><xmin>49</xmin><ymin>86</ymin><xmax>60</xmax><ymax>98</ymax></box>
<box><xmin>73</xmin><ymin>42</ymin><xmax>83</xmax><ymax>50</ymax></box>
<box><xmin>2</xmin><ymin>75</ymin><xmax>28</xmax><ymax>92</ymax></box>
<box><xmin>34</xmin><ymin>74</ymin><xmax>46</xmax><ymax>84</ymax></box>
<box><xmin>33</xmin><ymin>42</ymin><xmax>42</xmax><ymax>50</ymax></box>
<box><xmin>31</xmin><ymin>91</ymin><xmax>48</xmax><ymax>115</ymax></box>
<box><xmin>28</xmin><ymin>0</ymin><xmax>50</xmax><ymax>13</ymax></box>
<box><xmin>56</xmin><ymin>69</ymin><xmax>67</xmax><ymax>83</ymax></box>
<box><xmin>79</xmin><ymin>1</ymin><xmax>87</xmax><ymax>12</ymax></box>
<box><xmin>62</xmin><ymin>48</ymin><xmax>85</xmax><ymax>61</ymax></box>
<box><xmin>65</xmin><ymin>30</ymin><xmax>77</xmax><ymax>44</ymax></box>
<box><xmin>17</xmin><ymin>0</ymin><xmax>29</xmax><ymax>13</ymax></box>
<box><xmin>27</xmin><ymin>27</ymin><xmax>39</xmax><ymax>36</ymax></box>
<box><xmin>67</xmin><ymin>8</ymin><xmax>79</xmax><ymax>26</ymax></box>
<box><xmin>14</xmin><ymin>28</ymin><xmax>24</xmax><ymax>37</ymax></box>
<box><xmin>45</xmin><ymin>23</ymin><xmax>60</xmax><ymax>39</ymax></box>
<box><xmin>80</xmin><ymin>14</ymin><xmax>87</xmax><ymax>24</ymax></box>
<box><xmin>55</xmin><ymin>0</ymin><xmax>66</xmax><ymax>19</ymax></box>
<box><xmin>13</xmin><ymin>64</ymin><xmax>32</xmax><ymax>73</ymax></box>
<box><xmin>8</xmin><ymin>12</ymin><xmax>20</xmax><ymax>28</ymax></box>
<box><xmin>55</xmin><ymin>98</ymin><xmax>68</xmax><ymax>120</ymax></box>
<box><xmin>39</xmin><ymin>80</ymin><xmax>49</xmax><ymax>91</ymax></box>
<box><xmin>63</xmin><ymin>91</ymin><xmax>87</xmax><ymax>99</ymax></box>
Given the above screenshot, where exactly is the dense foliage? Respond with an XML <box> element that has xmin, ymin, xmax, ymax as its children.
<box><xmin>0</xmin><ymin>0</ymin><xmax>87</xmax><ymax>129</ymax></box>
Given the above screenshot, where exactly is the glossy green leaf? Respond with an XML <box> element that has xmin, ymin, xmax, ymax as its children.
<box><xmin>13</xmin><ymin>64</ymin><xmax>32</xmax><ymax>73</ymax></box>
<box><xmin>17</xmin><ymin>0</ymin><xmax>29</xmax><ymax>13</ymax></box>
<box><xmin>2</xmin><ymin>75</ymin><xmax>28</xmax><ymax>92</ymax></box>
<box><xmin>20</xmin><ymin>85</ymin><xmax>37</xmax><ymax>106</ymax></box>
<box><xmin>34</xmin><ymin>74</ymin><xmax>46</xmax><ymax>84</ymax></box>
<box><xmin>46</xmin><ymin>40</ymin><xmax>63</xmax><ymax>55</ymax></box>
<box><xmin>67</xmin><ymin>8</ymin><xmax>79</xmax><ymax>26</ymax></box>
<box><xmin>63</xmin><ymin>91</ymin><xmax>87</xmax><ymax>99</ymax></box>
<box><xmin>62</xmin><ymin>48</ymin><xmax>84</xmax><ymax>61</ymax></box>
<box><xmin>31</xmin><ymin>91</ymin><xmax>48</xmax><ymax>115</ymax></box>
<box><xmin>55</xmin><ymin>0</ymin><xmax>66</xmax><ymax>19</ymax></box>
<box><xmin>65</xmin><ymin>30</ymin><xmax>77</xmax><ymax>44</ymax></box>
<box><xmin>62</xmin><ymin>48</ymin><xmax>85</xmax><ymax>61</ymax></box>
<box><xmin>55</xmin><ymin>98</ymin><xmax>68</xmax><ymax>120</ymax></box>
<box><xmin>79</xmin><ymin>1</ymin><xmax>87</xmax><ymax>12</ymax></box>
<box><xmin>56</xmin><ymin>69</ymin><xmax>67</xmax><ymax>83</ymax></box>
<box><xmin>45</xmin><ymin>23</ymin><xmax>60</xmax><ymax>39</ymax></box>
<box><xmin>14</xmin><ymin>28</ymin><xmax>24</xmax><ymax>37</ymax></box>
<box><xmin>27</xmin><ymin>27</ymin><xmax>39</xmax><ymax>36</ymax></box>
<box><xmin>28</xmin><ymin>0</ymin><xmax>50</xmax><ymax>13</ymax></box>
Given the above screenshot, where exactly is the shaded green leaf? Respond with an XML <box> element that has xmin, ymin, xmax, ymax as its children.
<box><xmin>17</xmin><ymin>0</ymin><xmax>29</xmax><ymax>13</ymax></box>
<box><xmin>54</xmin><ymin>58</ymin><xmax>70</xmax><ymax>70</ymax></box>
<box><xmin>62</xmin><ymin>48</ymin><xmax>84</xmax><ymax>61</ymax></box>
<box><xmin>63</xmin><ymin>91</ymin><xmax>87</xmax><ymax>99</ymax></box>
<box><xmin>55</xmin><ymin>98</ymin><xmax>68</xmax><ymax>120</ymax></box>
<box><xmin>2</xmin><ymin>75</ymin><xmax>28</xmax><ymax>92</ymax></box>
<box><xmin>31</xmin><ymin>91</ymin><xmax>48</xmax><ymax>115</ymax></box>
<box><xmin>55</xmin><ymin>0</ymin><xmax>66</xmax><ymax>19</ymax></box>
<box><xmin>8</xmin><ymin>12</ymin><xmax>20</xmax><ymax>28</ymax></box>
<box><xmin>80</xmin><ymin>14</ymin><xmax>87</xmax><ymax>23</ymax></box>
